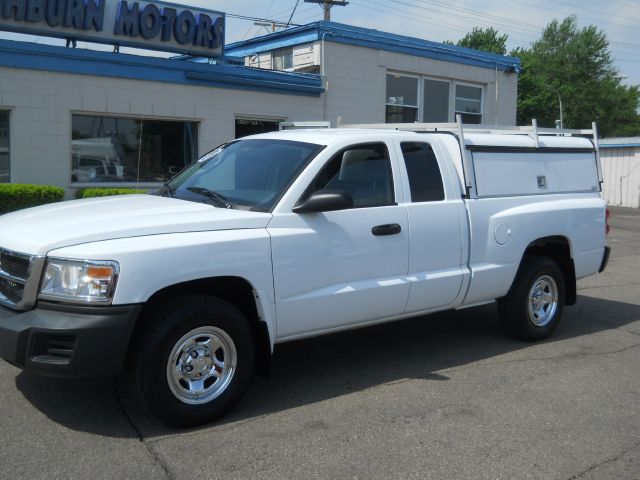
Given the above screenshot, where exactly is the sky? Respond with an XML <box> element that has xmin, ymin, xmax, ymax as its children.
<box><xmin>1</xmin><ymin>0</ymin><xmax>639</xmax><ymax>86</ymax></box>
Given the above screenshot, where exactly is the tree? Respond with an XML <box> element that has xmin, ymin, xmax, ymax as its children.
<box><xmin>445</xmin><ymin>27</ymin><xmax>508</xmax><ymax>55</ymax></box>
<box><xmin>514</xmin><ymin>16</ymin><xmax>640</xmax><ymax>136</ymax></box>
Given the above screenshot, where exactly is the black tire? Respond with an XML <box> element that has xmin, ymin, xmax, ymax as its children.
<box><xmin>498</xmin><ymin>255</ymin><xmax>565</xmax><ymax>341</ymax></box>
<box><xmin>129</xmin><ymin>294</ymin><xmax>254</xmax><ymax>428</ymax></box>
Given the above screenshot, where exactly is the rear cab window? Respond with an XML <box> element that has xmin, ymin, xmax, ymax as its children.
<box><xmin>399</xmin><ymin>142</ymin><xmax>445</xmax><ymax>202</ymax></box>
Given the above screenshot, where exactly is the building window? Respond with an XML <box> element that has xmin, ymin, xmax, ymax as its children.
<box><xmin>272</xmin><ymin>48</ymin><xmax>293</xmax><ymax>70</ymax></box>
<box><xmin>0</xmin><ymin>111</ymin><xmax>9</xmax><ymax>183</ymax></box>
<box><xmin>423</xmin><ymin>79</ymin><xmax>450</xmax><ymax>123</ymax></box>
<box><xmin>71</xmin><ymin>115</ymin><xmax>198</xmax><ymax>184</ymax></box>
<box><xmin>386</xmin><ymin>74</ymin><xmax>418</xmax><ymax>123</ymax></box>
<box><xmin>235</xmin><ymin>118</ymin><xmax>282</xmax><ymax>138</ymax></box>
<box><xmin>455</xmin><ymin>84</ymin><xmax>483</xmax><ymax>124</ymax></box>
<box><xmin>386</xmin><ymin>72</ymin><xmax>484</xmax><ymax>124</ymax></box>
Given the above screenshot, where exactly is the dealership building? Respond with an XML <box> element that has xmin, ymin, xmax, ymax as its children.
<box><xmin>0</xmin><ymin>1</ymin><xmax>520</xmax><ymax>196</ymax></box>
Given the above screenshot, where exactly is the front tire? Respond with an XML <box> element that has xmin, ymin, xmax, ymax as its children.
<box><xmin>132</xmin><ymin>294</ymin><xmax>254</xmax><ymax>428</ymax></box>
<box><xmin>498</xmin><ymin>255</ymin><xmax>565</xmax><ymax>341</ymax></box>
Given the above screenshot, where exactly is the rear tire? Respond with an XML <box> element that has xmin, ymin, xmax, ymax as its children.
<box><xmin>498</xmin><ymin>255</ymin><xmax>565</xmax><ymax>341</ymax></box>
<box><xmin>129</xmin><ymin>294</ymin><xmax>254</xmax><ymax>428</ymax></box>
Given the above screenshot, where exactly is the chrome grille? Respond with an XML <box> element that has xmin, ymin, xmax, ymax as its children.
<box><xmin>0</xmin><ymin>277</ymin><xmax>23</xmax><ymax>304</ymax></box>
<box><xmin>0</xmin><ymin>250</ymin><xmax>30</xmax><ymax>279</ymax></box>
<box><xmin>0</xmin><ymin>248</ymin><xmax>44</xmax><ymax>310</ymax></box>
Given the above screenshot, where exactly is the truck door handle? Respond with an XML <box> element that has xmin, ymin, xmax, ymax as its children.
<box><xmin>371</xmin><ymin>223</ymin><xmax>402</xmax><ymax>236</ymax></box>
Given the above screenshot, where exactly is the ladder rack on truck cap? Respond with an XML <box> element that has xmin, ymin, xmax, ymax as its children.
<box><xmin>337</xmin><ymin>115</ymin><xmax>602</xmax><ymax>196</ymax></box>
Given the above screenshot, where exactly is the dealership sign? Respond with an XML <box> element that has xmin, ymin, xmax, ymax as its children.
<box><xmin>0</xmin><ymin>0</ymin><xmax>224</xmax><ymax>56</ymax></box>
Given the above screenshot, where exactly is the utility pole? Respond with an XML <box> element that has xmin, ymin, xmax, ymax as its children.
<box><xmin>254</xmin><ymin>20</ymin><xmax>290</xmax><ymax>32</ymax></box>
<box><xmin>556</xmin><ymin>91</ymin><xmax>564</xmax><ymax>129</ymax></box>
<box><xmin>304</xmin><ymin>0</ymin><xmax>348</xmax><ymax>21</ymax></box>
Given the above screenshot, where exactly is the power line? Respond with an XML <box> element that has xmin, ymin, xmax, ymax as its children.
<box><xmin>230</xmin><ymin>0</ymin><xmax>640</xmax><ymax>64</ymax></box>
<box><xmin>349</xmin><ymin>0</ymin><xmax>476</xmax><ymax>36</ymax></box>
<box><xmin>605</xmin><ymin>0</ymin><xmax>640</xmax><ymax>11</ymax></box>
<box><xmin>354</xmin><ymin>0</ymin><xmax>639</xmax><ymax>61</ymax></box>
<box><xmin>553</xmin><ymin>0</ymin><xmax>640</xmax><ymax>18</ymax></box>
<box><xmin>509</xmin><ymin>0</ymin><xmax>638</xmax><ymax>30</ymax></box>
<box><xmin>552</xmin><ymin>0</ymin><xmax>639</xmax><ymax>23</ymax></box>
<box><xmin>287</xmin><ymin>0</ymin><xmax>302</xmax><ymax>26</ymax></box>
<box><xmin>237</xmin><ymin>4</ymin><xmax>318</xmax><ymax>40</ymax></box>
<box><xmin>276</xmin><ymin>5</ymin><xmax>317</xmax><ymax>23</ymax></box>
<box><xmin>395</xmin><ymin>0</ymin><xmax>544</xmax><ymax>34</ymax></box>
<box><xmin>363</xmin><ymin>0</ymin><xmax>541</xmax><ymax>45</ymax></box>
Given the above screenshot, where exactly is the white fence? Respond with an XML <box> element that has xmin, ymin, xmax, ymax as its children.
<box><xmin>600</xmin><ymin>138</ymin><xmax>640</xmax><ymax>208</ymax></box>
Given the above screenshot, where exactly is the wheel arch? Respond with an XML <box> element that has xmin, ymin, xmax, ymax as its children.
<box><xmin>516</xmin><ymin>235</ymin><xmax>576</xmax><ymax>305</ymax></box>
<box><xmin>129</xmin><ymin>276</ymin><xmax>272</xmax><ymax>379</ymax></box>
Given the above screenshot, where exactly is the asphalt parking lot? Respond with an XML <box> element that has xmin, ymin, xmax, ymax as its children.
<box><xmin>1</xmin><ymin>207</ymin><xmax>639</xmax><ymax>480</ymax></box>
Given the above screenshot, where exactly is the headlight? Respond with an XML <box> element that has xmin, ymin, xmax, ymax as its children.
<box><xmin>39</xmin><ymin>258</ymin><xmax>119</xmax><ymax>304</ymax></box>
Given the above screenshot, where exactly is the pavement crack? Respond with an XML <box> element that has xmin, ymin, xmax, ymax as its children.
<box><xmin>114</xmin><ymin>380</ymin><xmax>175</xmax><ymax>480</ymax></box>
<box><xmin>626</xmin><ymin>333</ymin><xmax>640</xmax><ymax>341</ymax></box>
<box><xmin>139</xmin><ymin>442</ymin><xmax>175</xmax><ymax>480</ymax></box>
<box><xmin>145</xmin><ymin>413</ymin><xmax>272</xmax><ymax>445</ymax></box>
<box><xmin>566</xmin><ymin>439</ymin><xmax>640</xmax><ymax>479</ymax></box>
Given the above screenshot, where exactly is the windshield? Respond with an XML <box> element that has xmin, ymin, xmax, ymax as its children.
<box><xmin>166</xmin><ymin>139</ymin><xmax>324</xmax><ymax>212</ymax></box>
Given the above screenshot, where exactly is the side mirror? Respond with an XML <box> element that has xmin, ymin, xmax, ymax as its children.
<box><xmin>292</xmin><ymin>190</ymin><xmax>354</xmax><ymax>214</ymax></box>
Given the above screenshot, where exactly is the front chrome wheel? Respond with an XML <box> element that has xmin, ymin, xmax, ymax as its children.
<box><xmin>527</xmin><ymin>275</ymin><xmax>558</xmax><ymax>327</ymax></box>
<box><xmin>166</xmin><ymin>326</ymin><xmax>238</xmax><ymax>405</ymax></box>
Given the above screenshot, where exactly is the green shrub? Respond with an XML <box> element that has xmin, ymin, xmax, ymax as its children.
<box><xmin>0</xmin><ymin>184</ymin><xmax>65</xmax><ymax>214</ymax></box>
<box><xmin>76</xmin><ymin>188</ymin><xmax>146</xmax><ymax>199</ymax></box>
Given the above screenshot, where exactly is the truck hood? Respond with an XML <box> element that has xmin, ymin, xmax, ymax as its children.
<box><xmin>0</xmin><ymin>195</ymin><xmax>272</xmax><ymax>255</ymax></box>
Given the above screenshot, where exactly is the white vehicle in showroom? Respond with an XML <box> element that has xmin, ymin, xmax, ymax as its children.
<box><xmin>0</xmin><ymin>119</ymin><xmax>610</xmax><ymax>427</ymax></box>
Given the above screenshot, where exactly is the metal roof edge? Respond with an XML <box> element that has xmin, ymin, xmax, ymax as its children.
<box><xmin>600</xmin><ymin>137</ymin><xmax>640</xmax><ymax>143</ymax></box>
<box><xmin>0</xmin><ymin>39</ymin><xmax>324</xmax><ymax>96</ymax></box>
<box><xmin>225</xmin><ymin>23</ymin><xmax>321</xmax><ymax>53</ymax></box>
<box><xmin>223</xmin><ymin>31</ymin><xmax>321</xmax><ymax>58</ymax></box>
<box><xmin>225</xmin><ymin>21</ymin><xmax>521</xmax><ymax>72</ymax></box>
<box><xmin>599</xmin><ymin>143</ymin><xmax>640</xmax><ymax>149</ymax></box>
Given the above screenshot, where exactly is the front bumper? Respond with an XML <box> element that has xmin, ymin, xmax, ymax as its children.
<box><xmin>0</xmin><ymin>302</ymin><xmax>141</xmax><ymax>379</ymax></box>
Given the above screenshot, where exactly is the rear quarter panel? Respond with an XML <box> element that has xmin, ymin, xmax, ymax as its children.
<box><xmin>462</xmin><ymin>193</ymin><xmax>606</xmax><ymax>305</ymax></box>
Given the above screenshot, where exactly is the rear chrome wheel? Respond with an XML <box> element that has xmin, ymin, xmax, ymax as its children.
<box><xmin>498</xmin><ymin>255</ymin><xmax>566</xmax><ymax>341</ymax></box>
<box><xmin>527</xmin><ymin>275</ymin><xmax>558</xmax><ymax>327</ymax></box>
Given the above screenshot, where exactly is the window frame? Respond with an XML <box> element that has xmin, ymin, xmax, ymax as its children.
<box><xmin>272</xmin><ymin>47</ymin><xmax>294</xmax><ymax>71</ymax></box>
<box><xmin>385</xmin><ymin>72</ymin><xmax>420</xmax><ymax>123</ymax></box>
<box><xmin>422</xmin><ymin>77</ymin><xmax>452</xmax><ymax>124</ymax></box>
<box><xmin>69</xmin><ymin>112</ymin><xmax>200</xmax><ymax>187</ymax></box>
<box><xmin>298</xmin><ymin>142</ymin><xmax>397</xmax><ymax>210</ymax></box>
<box><xmin>234</xmin><ymin>115</ymin><xmax>285</xmax><ymax>139</ymax></box>
<box><xmin>454</xmin><ymin>81</ymin><xmax>484</xmax><ymax>124</ymax></box>
<box><xmin>0</xmin><ymin>109</ymin><xmax>10</xmax><ymax>184</ymax></box>
<box><xmin>385</xmin><ymin>72</ymin><xmax>484</xmax><ymax>124</ymax></box>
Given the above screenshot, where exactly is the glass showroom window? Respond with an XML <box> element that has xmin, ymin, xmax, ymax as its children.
<box><xmin>423</xmin><ymin>79</ymin><xmax>450</xmax><ymax>122</ymax></box>
<box><xmin>71</xmin><ymin>115</ymin><xmax>198</xmax><ymax>184</ymax></box>
<box><xmin>272</xmin><ymin>48</ymin><xmax>293</xmax><ymax>70</ymax></box>
<box><xmin>386</xmin><ymin>74</ymin><xmax>418</xmax><ymax>123</ymax></box>
<box><xmin>455</xmin><ymin>84</ymin><xmax>483</xmax><ymax>124</ymax></box>
<box><xmin>0</xmin><ymin>111</ymin><xmax>9</xmax><ymax>183</ymax></box>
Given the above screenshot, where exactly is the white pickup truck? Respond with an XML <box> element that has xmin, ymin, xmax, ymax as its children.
<box><xmin>0</xmin><ymin>122</ymin><xmax>610</xmax><ymax>427</ymax></box>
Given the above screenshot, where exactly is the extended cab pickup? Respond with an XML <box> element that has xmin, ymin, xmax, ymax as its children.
<box><xmin>0</xmin><ymin>123</ymin><xmax>610</xmax><ymax>427</ymax></box>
